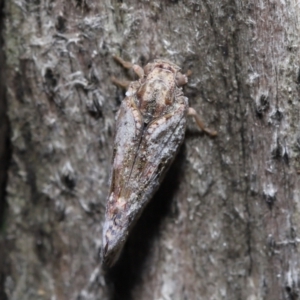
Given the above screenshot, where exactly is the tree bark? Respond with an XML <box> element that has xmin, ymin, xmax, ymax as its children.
<box><xmin>1</xmin><ymin>0</ymin><xmax>300</xmax><ymax>299</ymax></box>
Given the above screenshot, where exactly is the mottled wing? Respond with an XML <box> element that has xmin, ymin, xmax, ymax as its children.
<box><xmin>102</xmin><ymin>96</ymin><xmax>143</xmax><ymax>266</ymax></box>
<box><xmin>109</xmin><ymin>96</ymin><xmax>143</xmax><ymax>198</ymax></box>
<box><xmin>102</xmin><ymin>96</ymin><xmax>188</xmax><ymax>267</ymax></box>
<box><xmin>121</xmin><ymin>96</ymin><xmax>189</xmax><ymax>217</ymax></box>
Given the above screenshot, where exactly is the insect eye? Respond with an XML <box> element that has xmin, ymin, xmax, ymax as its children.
<box><xmin>175</xmin><ymin>72</ymin><xmax>188</xmax><ymax>86</ymax></box>
<box><xmin>144</xmin><ymin>64</ymin><xmax>153</xmax><ymax>75</ymax></box>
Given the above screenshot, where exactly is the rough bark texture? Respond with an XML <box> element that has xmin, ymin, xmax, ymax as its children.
<box><xmin>1</xmin><ymin>0</ymin><xmax>300</xmax><ymax>299</ymax></box>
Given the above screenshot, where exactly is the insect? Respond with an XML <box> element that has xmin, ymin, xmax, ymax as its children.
<box><xmin>102</xmin><ymin>56</ymin><xmax>217</xmax><ymax>267</ymax></box>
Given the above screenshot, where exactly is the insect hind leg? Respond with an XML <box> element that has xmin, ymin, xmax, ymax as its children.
<box><xmin>188</xmin><ymin>107</ymin><xmax>217</xmax><ymax>137</ymax></box>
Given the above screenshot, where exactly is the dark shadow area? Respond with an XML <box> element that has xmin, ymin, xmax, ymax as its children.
<box><xmin>104</xmin><ymin>144</ymin><xmax>186</xmax><ymax>300</ymax></box>
<box><xmin>185</xmin><ymin>127</ymin><xmax>207</xmax><ymax>139</ymax></box>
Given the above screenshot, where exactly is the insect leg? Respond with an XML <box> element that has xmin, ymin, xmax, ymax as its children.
<box><xmin>113</xmin><ymin>55</ymin><xmax>133</xmax><ymax>69</ymax></box>
<box><xmin>188</xmin><ymin>107</ymin><xmax>217</xmax><ymax>137</ymax></box>
<box><xmin>111</xmin><ymin>76</ymin><xmax>131</xmax><ymax>89</ymax></box>
<box><xmin>113</xmin><ymin>55</ymin><xmax>144</xmax><ymax>79</ymax></box>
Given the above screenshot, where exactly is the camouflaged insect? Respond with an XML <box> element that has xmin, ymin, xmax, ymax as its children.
<box><xmin>102</xmin><ymin>57</ymin><xmax>217</xmax><ymax>267</ymax></box>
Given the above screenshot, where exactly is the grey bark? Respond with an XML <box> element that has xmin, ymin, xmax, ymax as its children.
<box><xmin>1</xmin><ymin>0</ymin><xmax>300</xmax><ymax>299</ymax></box>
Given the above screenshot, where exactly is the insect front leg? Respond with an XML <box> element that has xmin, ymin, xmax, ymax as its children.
<box><xmin>113</xmin><ymin>55</ymin><xmax>144</xmax><ymax>79</ymax></box>
<box><xmin>111</xmin><ymin>76</ymin><xmax>131</xmax><ymax>89</ymax></box>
